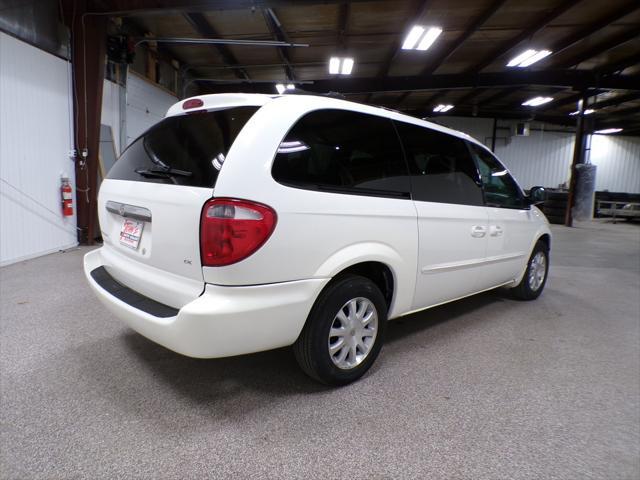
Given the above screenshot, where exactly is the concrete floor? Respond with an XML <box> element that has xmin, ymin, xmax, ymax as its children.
<box><xmin>1</xmin><ymin>221</ymin><xmax>639</xmax><ymax>479</ymax></box>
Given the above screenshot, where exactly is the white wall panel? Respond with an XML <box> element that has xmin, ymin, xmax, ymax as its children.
<box><xmin>494</xmin><ymin>131</ymin><xmax>575</xmax><ymax>190</ymax></box>
<box><xmin>101</xmin><ymin>79</ymin><xmax>122</xmax><ymax>156</ymax></box>
<box><xmin>125</xmin><ymin>71</ymin><xmax>176</xmax><ymax>144</ymax></box>
<box><xmin>431</xmin><ymin>116</ymin><xmax>575</xmax><ymax>189</ymax></box>
<box><xmin>590</xmin><ymin>135</ymin><xmax>640</xmax><ymax>193</ymax></box>
<box><xmin>0</xmin><ymin>32</ymin><xmax>77</xmax><ymax>266</ymax></box>
<box><xmin>431</xmin><ymin>116</ymin><xmax>494</xmax><ymax>145</ymax></box>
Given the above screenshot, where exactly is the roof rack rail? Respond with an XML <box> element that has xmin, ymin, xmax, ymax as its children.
<box><xmin>282</xmin><ymin>89</ymin><xmax>346</xmax><ymax>100</ymax></box>
<box><xmin>376</xmin><ymin>105</ymin><xmax>402</xmax><ymax>114</ymax></box>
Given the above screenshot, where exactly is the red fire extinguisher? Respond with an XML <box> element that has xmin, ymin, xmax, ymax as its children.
<box><xmin>61</xmin><ymin>176</ymin><xmax>73</xmax><ymax>217</ymax></box>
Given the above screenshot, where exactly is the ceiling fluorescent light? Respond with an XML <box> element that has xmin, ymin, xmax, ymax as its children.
<box><xmin>402</xmin><ymin>25</ymin><xmax>442</xmax><ymax>51</ymax></box>
<box><xmin>275</xmin><ymin>83</ymin><xmax>286</xmax><ymax>94</ymax></box>
<box><xmin>519</xmin><ymin>49</ymin><xmax>552</xmax><ymax>67</ymax></box>
<box><xmin>594</xmin><ymin>128</ymin><xmax>623</xmax><ymax>134</ymax></box>
<box><xmin>329</xmin><ymin>57</ymin><xmax>354</xmax><ymax>75</ymax></box>
<box><xmin>402</xmin><ymin>26</ymin><xmax>425</xmax><ymax>50</ymax></box>
<box><xmin>341</xmin><ymin>57</ymin><xmax>354</xmax><ymax>75</ymax></box>
<box><xmin>329</xmin><ymin>57</ymin><xmax>340</xmax><ymax>74</ymax></box>
<box><xmin>507</xmin><ymin>49</ymin><xmax>537</xmax><ymax>67</ymax></box>
<box><xmin>286</xmin><ymin>84</ymin><xmax>295</xmax><ymax>90</ymax></box>
<box><xmin>569</xmin><ymin>109</ymin><xmax>594</xmax><ymax>116</ymax></box>
<box><xmin>507</xmin><ymin>49</ymin><xmax>552</xmax><ymax>67</ymax></box>
<box><xmin>522</xmin><ymin>96</ymin><xmax>553</xmax><ymax>107</ymax></box>
<box><xmin>416</xmin><ymin>27</ymin><xmax>443</xmax><ymax>51</ymax></box>
<box><xmin>433</xmin><ymin>104</ymin><xmax>454</xmax><ymax>113</ymax></box>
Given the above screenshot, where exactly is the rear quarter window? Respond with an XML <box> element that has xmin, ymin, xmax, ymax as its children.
<box><xmin>107</xmin><ymin>106</ymin><xmax>259</xmax><ymax>188</ymax></box>
<box><xmin>394</xmin><ymin>121</ymin><xmax>484</xmax><ymax>206</ymax></box>
<box><xmin>272</xmin><ymin>109</ymin><xmax>410</xmax><ymax>198</ymax></box>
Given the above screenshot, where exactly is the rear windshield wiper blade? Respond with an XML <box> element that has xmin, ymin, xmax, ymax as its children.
<box><xmin>134</xmin><ymin>168</ymin><xmax>193</xmax><ymax>178</ymax></box>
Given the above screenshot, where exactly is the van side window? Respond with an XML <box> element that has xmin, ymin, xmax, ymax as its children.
<box><xmin>468</xmin><ymin>143</ymin><xmax>527</xmax><ymax>209</ymax></box>
<box><xmin>394</xmin><ymin>121</ymin><xmax>484</xmax><ymax>206</ymax></box>
<box><xmin>272</xmin><ymin>109</ymin><xmax>410</xmax><ymax>197</ymax></box>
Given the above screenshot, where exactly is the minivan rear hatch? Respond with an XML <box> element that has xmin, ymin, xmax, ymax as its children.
<box><xmin>97</xmin><ymin>105</ymin><xmax>259</xmax><ymax>308</ymax></box>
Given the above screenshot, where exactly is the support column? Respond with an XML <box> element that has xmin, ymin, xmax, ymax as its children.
<box><xmin>565</xmin><ymin>93</ymin><xmax>589</xmax><ymax>227</ymax></box>
<box><xmin>65</xmin><ymin>3</ymin><xmax>107</xmax><ymax>244</ymax></box>
<box><xmin>490</xmin><ymin>118</ymin><xmax>498</xmax><ymax>152</ymax></box>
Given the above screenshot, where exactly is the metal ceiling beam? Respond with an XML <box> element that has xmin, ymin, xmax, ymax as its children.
<box><xmin>427</xmin><ymin>107</ymin><xmax>574</xmax><ymax>125</ymax></box>
<box><xmin>456</xmin><ymin>88</ymin><xmax>487</xmax><ymax>106</ymax></box>
<box><xmin>596</xmin><ymin>52</ymin><xmax>640</xmax><ymax>76</ymax></box>
<box><xmin>617</xmin><ymin>124</ymin><xmax>640</xmax><ymax>135</ymax></box>
<box><xmin>536</xmin><ymin>89</ymin><xmax>608</xmax><ymax>112</ymax></box>
<box><xmin>263</xmin><ymin>8</ymin><xmax>295</xmax><ymax>81</ymax></box>
<box><xmin>198</xmin><ymin>70</ymin><xmax>640</xmax><ymax>94</ymax></box>
<box><xmin>134</xmin><ymin>37</ymin><xmax>306</xmax><ymax>47</ymax></box>
<box><xmin>608</xmin><ymin>105</ymin><xmax>640</xmax><ymax>117</ymax></box>
<box><xmin>395</xmin><ymin>91</ymin><xmax>411</xmax><ymax>105</ymax></box>
<box><xmin>590</xmin><ymin>92</ymin><xmax>640</xmax><ymax>110</ymax></box>
<box><xmin>376</xmin><ymin>0</ymin><xmax>433</xmax><ymax>77</ymax></box>
<box><xmin>183</xmin><ymin>12</ymin><xmax>249</xmax><ymax>80</ymax></box>
<box><xmin>421</xmin><ymin>0</ymin><xmax>507</xmax><ymax>75</ymax></box>
<box><xmin>593</xmin><ymin>113</ymin><xmax>640</xmax><ymax>131</ymax></box>
<box><xmin>476</xmin><ymin>87</ymin><xmax>520</xmax><ymax>106</ymax></box>
<box><xmin>364</xmin><ymin>0</ymin><xmax>431</xmax><ymax>104</ymax></box>
<box><xmin>87</xmin><ymin>0</ymin><xmax>391</xmax><ymax>15</ymax></box>
<box><xmin>481</xmin><ymin>12</ymin><xmax>640</xmax><ymax>111</ymax></box>
<box><xmin>467</xmin><ymin>0</ymin><xmax>582</xmax><ymax>73</ymax></box>
<box><xmin>547</xmin><ymin>2</ymin><xmax>640</xmax><ymax>61</ymax></box>
<box><xmin>557</xmin><ymin>27</ymin><xmax>640</xmax><ymax>69</ymax></box>
<box><xmin>338</xmin><ymin>2</ymin><xmax>350</xmax><ymax>51</ymax></box>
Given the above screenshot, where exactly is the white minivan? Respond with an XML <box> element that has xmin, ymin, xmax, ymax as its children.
<box><xmin>84</xmin><ymin>93</ymin><xmax>550</xmax><ymax>385</ymax></box>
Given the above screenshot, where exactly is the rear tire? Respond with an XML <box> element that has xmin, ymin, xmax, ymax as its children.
<box><xmin>510</xmin><ymin>241</ymin><xmax>549</xmax><ymax>300</ymax></box>
<box><xmin>293</xmin><ymin>274</ymin><xmax>387</xmax><ymax>386</ymax></box>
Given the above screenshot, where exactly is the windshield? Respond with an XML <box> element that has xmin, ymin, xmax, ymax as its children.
<box><xmin>107</xmin><ymin>106</ymin><xmax>259</xmax><ymax>187</ymax></box>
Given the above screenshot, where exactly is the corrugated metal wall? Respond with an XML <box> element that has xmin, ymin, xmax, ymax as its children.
<box><xmin>101</xmin><ymin>80</ymin><xmax>122</xmax><ymax>156</ymax></box>
<box><xmin>430</xmin><ymin>116</ymin><xmax>495</xmax><ymax>146</ymax></box>
<box><xmin>101</xmin><ymin>73</ymin><xmax>177</xmax><ymax>157</ymax></box>
<box><xmin>125</xmin><ymin>71</ymin><xmax>176</xmax><ymax>145</ymax></box>
<box><xmin>436</xmin><ymin>116</ymin><xmax>640</xmax><ymax>193</ymax></box>
<box><xmin>495</xmin><ymin>131</ymin><xmax>575</xmax><ymax>189</ymax></box>
<box><xmin>590</xmin><ymin>135</ymin><xmax>640</xmax><ymax>193</ymax></box>
<box><xmin>0</xmin><ymin>32</ymin><xmax>77</xmax><ymax>266</ymax></box>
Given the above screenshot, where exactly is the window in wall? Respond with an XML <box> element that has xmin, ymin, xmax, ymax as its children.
<box><xmin>394</xmin><ymin>121</ymin><xmax>484</xmax><ymax>206</ymax></box>
<box><xmin>272</xmin><ymin>109</ymin><xmax>410</xmax><ymax>197</ymax></box>
<box><xmin>469</xmin><ymin>143</ymin><xmax>527</xmax><ymax>209</ymax></box>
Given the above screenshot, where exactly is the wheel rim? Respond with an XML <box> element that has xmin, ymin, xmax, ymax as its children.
<box><xmin>328</xmin><ymin>297</ymin><xmax>378</xmax><ymax>370</ymax></box>
<box><xmin>528</xmin><ymin>251</ymin><xmax>547</xmax><ymax>291</ymax></box>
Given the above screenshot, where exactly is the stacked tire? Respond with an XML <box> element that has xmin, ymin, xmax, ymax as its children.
<box><xmin>542</xmin><ymin>190</ymin><xmax>568</xmax><ymax>224</ymax></box>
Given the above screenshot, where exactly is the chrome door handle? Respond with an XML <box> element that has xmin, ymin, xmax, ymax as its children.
<box><xmin>490</xmin><ymin>225</ymin><xmax>504</xmax><ymax>237</ymax></box>
<box><xmin>471</xmin><ymin>225</ymin><xmax>487</xmax><ymax>238</ymax></box>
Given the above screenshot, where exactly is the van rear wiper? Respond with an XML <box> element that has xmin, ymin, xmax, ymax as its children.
<box><xmin>134</xmin><ymin>168</ymin><xmax>193</xmax><ymax>178</ymax></box>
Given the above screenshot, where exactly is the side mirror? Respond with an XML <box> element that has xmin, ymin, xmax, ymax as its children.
<box><xmin>528</xmin><ymin>186</ymin><xmax>546</xmax><ymax>205</ymax></box>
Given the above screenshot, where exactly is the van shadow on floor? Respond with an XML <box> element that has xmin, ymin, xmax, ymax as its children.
<box><xmin>116</xmin><ymin>287</ymin><xmax>510</xmax><ymax>402</ymax></box>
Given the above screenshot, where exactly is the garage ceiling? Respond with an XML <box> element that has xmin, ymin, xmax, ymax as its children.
<box><xmin>93</xmin><ymin>0</ymin><xmax>640</xmax><ymax>133</ymax></box>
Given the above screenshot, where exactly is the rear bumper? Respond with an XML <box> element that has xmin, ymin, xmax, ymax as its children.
<box><xmin>84</xmin><ymin>248</ymin><xmax>329</xmax><ymax>358</ymax></box>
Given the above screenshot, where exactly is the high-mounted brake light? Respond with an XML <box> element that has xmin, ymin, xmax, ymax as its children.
<box><xmin>183</xmin><ymin>98</ymin><xmax>204</xmax><ymax>110</ymax></box>
<box><xmin>200</xmin><ymin>198</ymin><xmax>277</xmax><ymax>267</ymax></box>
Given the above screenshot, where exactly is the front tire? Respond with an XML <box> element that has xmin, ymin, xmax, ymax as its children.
<box><xmin>293</xmin><ymin>274</ymin><xmax>387</xmax><ymax>386</ymax></box>
<box><xmin>510</xmin><ymin>241</ymin><xmax>549</xmax><ymax>300</ymax></box>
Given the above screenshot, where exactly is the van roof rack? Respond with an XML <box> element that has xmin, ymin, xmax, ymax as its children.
<box><xmin>283</xmin><ymin>89</ymin><xmax>346</xmax><ymax>100</ymax></box>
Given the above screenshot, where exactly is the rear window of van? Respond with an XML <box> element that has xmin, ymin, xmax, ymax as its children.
<box><xmin>107</xmin><ymin>106</ymin><xmax>259</xmax><ymax>187</ymax></box>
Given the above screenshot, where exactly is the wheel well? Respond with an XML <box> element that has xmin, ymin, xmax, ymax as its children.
<box><xmin>335</xmin><ymin>262</ymin><xmax>394</xmax><ymax>311</ymax></box>
<box><xmin>538</xmin><ymin>234</ymin><xmax>551</xmax><ymax>251</ymax></box>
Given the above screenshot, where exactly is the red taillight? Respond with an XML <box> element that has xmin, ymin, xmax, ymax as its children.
<box><xmin>200</xmin><ymin>198</ymin><xmax>277</xmax><ymax>267</ymax></box>
<box><xmin>182</xmin><ymin>98</ymin><xmax>203</xmax><ymax>110</ymax></box>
